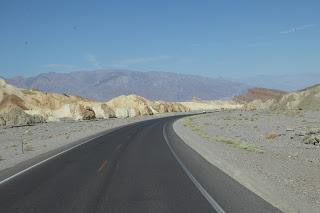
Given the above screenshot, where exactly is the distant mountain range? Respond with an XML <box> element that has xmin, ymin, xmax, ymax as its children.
<box><xmin>235</xmin><ymin>73</ymin><xmax>320</xmax><ymax>92</ymax></box>
<box><xmin>7</xmin><ymin>70</ymin><xmax>249</xmax><ymax>101</ymax></box>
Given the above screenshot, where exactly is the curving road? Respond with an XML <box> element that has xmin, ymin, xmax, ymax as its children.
<box><xmin>0</xmin><ymin>115</ymin><xmax>280</xmax><ymax>213</ymax></box>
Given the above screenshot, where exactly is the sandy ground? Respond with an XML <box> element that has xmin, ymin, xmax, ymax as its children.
<box><xmin>174</xmin><ymin>110</ymin><xmax>320</xmax><ymax>213</ymax></box>
<box><xmin>0</xmin><ymin>113</ymin><xmax>185</xmax><ymax>172</ymax></box>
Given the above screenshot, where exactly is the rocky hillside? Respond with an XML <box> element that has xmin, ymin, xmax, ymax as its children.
<box><xmin>272</xmin><ymin>84</ymin><xmax>320</xmax><ymax>110</ymax></box>
<box><xmin>0</xmin><ymin>78</ymin><xmax>189</xmax><ymax>126</ymax></box>
<box><xmin>106</xmin><ymin>95</ymin><xmax>188</xmax><ymax>118</ymax></box>
<box><xmin>234</xmin><ymin>88</ymin><xmax>286</xmax><ymax>103</ymax></box>
<box><xmin>8</xmin><ymin>70</ymin><xmax>248</xmax><ymax>101</ymax></box>
<box><xmin>244</xmin><ymin>84</ymin><xmax>320</xmax><ymax>111</ymax></box>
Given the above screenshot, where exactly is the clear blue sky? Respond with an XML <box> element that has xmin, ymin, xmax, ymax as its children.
<box><xmin>0</xmin><ymin>0</ymin><xmax>319</xmax><ymax>78</ymax></box>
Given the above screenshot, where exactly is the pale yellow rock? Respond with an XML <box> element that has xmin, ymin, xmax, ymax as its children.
<box><xmin>107</xmin><ymin>95</ymin><xmax>154</xmax><ymax>116</ymax></box>
<box><xmin>180</xmin><ymin>100</ymin><xmax>242</xmax><ymax>111</ymax></box>
<box><xmin>0</xmin><ymin>78</ymin><xmax>189</xmax><ymax>123</ymax></box>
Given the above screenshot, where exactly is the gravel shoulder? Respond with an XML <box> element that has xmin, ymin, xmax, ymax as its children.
<box><xmin>0</xmin><ymin>113</ymin><xmax>186</xmax><ymax>173</ymax></box>
<box><xmin>173</xmin><ymin>110</ymin><xmax>320</xmax><ymax>213</ymax></box>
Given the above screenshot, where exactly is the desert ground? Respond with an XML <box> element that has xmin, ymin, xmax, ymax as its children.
<box><xmin>174</xmin><ymin>109</ymin><xmax>320</xmax><ymax>213</ymax></box>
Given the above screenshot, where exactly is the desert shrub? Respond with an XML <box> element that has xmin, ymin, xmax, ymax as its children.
<box><xmin>212</xmin><ymin>136</ymin><xmax>264</xmax><ymax>153</ymax></box>
<box><xmin>265</xmin><ymin>132</ymin><xmax>279</xmax><ymax>140</ymax></box>
<box><xmin>24</xmin><ymin>144</ymin><xmax>34</xmax><ymax>151</ymax></box>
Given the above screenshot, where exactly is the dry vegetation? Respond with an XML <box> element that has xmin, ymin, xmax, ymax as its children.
<box><xmin>183</xmin><ymin>116</ymin><xmax>264</xmax><ymax>153</ymax></box>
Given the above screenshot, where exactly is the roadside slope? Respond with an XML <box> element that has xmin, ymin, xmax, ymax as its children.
<box><xmin>173</xmin><ymin>112</ymin><xmax>320</xmax><ymax>213</ymax></box>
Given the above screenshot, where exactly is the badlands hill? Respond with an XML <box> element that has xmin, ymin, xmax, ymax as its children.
<box><xmin>244</xmin><ymin>84</ymin><xmax>320</xmax><ymax>111</ymax></box>
<box><xmin>234</xmin><ymin>88</ymin><xmax>287</xmax><ymax>103</ymax></box>
<box><xmin>0</xmin><ymin>78</ymin><xmax>189</xmax><ymax>126</ymax></box>
<box><xmin>271</xmin><ymin>84</ymin><xmax>320</xmax><ymax>110</ymax></box>
<box><xmin>8</xmin><ymin>70</ymin><xmax>248</xmax><ymax>101</ymax></box>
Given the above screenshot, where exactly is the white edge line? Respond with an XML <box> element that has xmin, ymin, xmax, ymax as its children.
<box><xmin>163</xmin><ymin>122</ymin><xmax>225</xmax><ymax>213</ymax></box>
<box><xmin>0</xmin><ymin>134</ymin><xmax>104</xmax><ymax>185</ymax></box>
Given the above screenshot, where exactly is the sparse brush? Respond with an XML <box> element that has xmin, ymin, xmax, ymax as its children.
<box><xmin>265</xmin><ymin>132</ymin><xmax>279</xmax><ymax>140</ymax></box>
<box><xmin>184</xmin><ymin>117</ymin><xmax>211</xmax><ymax>141</ymax></box>
<box><xmin>182</xmin><ymin>116</ymin><xmax>264</xmax><ymax>153</ymax></box>
<box><xmin>24</xmin><ymin>144</ymin><xmax>34</xmax><ymax>151</ymax></box>
<box><xmin>212</xmin><ymin>136</ymin><xmax>264</xmax><ymax>153</ymax></box>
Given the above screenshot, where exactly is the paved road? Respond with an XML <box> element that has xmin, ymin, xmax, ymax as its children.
<box><xmin>0</xmin><ymin>116</ymin><xmax>281</xmax><ymax>213</ymax></box>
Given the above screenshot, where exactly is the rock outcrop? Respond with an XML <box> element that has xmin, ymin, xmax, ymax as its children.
<box><xmin>107</xmin><ymin>95</ymin><xmax>154</xmax><ymax>117</ymax></box>
<box><xmin>0</xmin><ymin>107</ymin><xmax>45</xmax><ymax>127</ymax></box>
<box><xmin>107</xmin><ymin>95</ymin><xmax>189</xmax><ymax>118</ymax></box>
<box><xmin>79</xmin><ymin>106</ymin><xmax>96</xmax><ymax>120</ymax></box>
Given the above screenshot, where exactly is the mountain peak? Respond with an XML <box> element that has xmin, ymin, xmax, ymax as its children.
<box><xmin>8</xmin><ymin>70</ymin><xmax>249</xmax><ymax>101</ymax></box>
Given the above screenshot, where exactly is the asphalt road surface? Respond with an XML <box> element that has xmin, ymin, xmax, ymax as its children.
<box><xmin>0</xmin><ymin>115</ymin><xmax>281</xmax><ymax>213</ymax></box>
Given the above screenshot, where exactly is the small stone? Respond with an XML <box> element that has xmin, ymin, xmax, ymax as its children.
<box><xmin>295</xmin><ymin>131</ymin><xmax>306</xmax><ymax>136</ymax></box>
<box><xmin>286</xmin><ymin>128</ymin><xmax>294</xmax><ymax>132</ymax></box>
<box><xmin>0</xmin><ymin>116</ymin><xmax>5</xmax><ymax>126</ymax></box>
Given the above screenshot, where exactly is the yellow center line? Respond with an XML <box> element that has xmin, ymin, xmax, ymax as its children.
<box><xmin>97</xmin><ymin>160</ymin><xmax>108</xmax><ymax>173</ymax></box>
<box><xmin>115</xmin><ymin>144</ymin><xmax>123</xmax><ymax>151</ymax></box>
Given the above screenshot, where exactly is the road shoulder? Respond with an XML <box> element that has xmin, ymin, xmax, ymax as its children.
<box><xmin>173</xmin><ymin>111</ymin><xmax>320</xmax><ymax>213</ymax></box>
<box><xmin>172</xmin><ymin>113</ymin><xmax>308</xmax><ymax>213</ymax></box>
<box><xmin>166</xmin><ymin>119</ymin><xmax>281</xmax><ymax>213</ymax></box>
